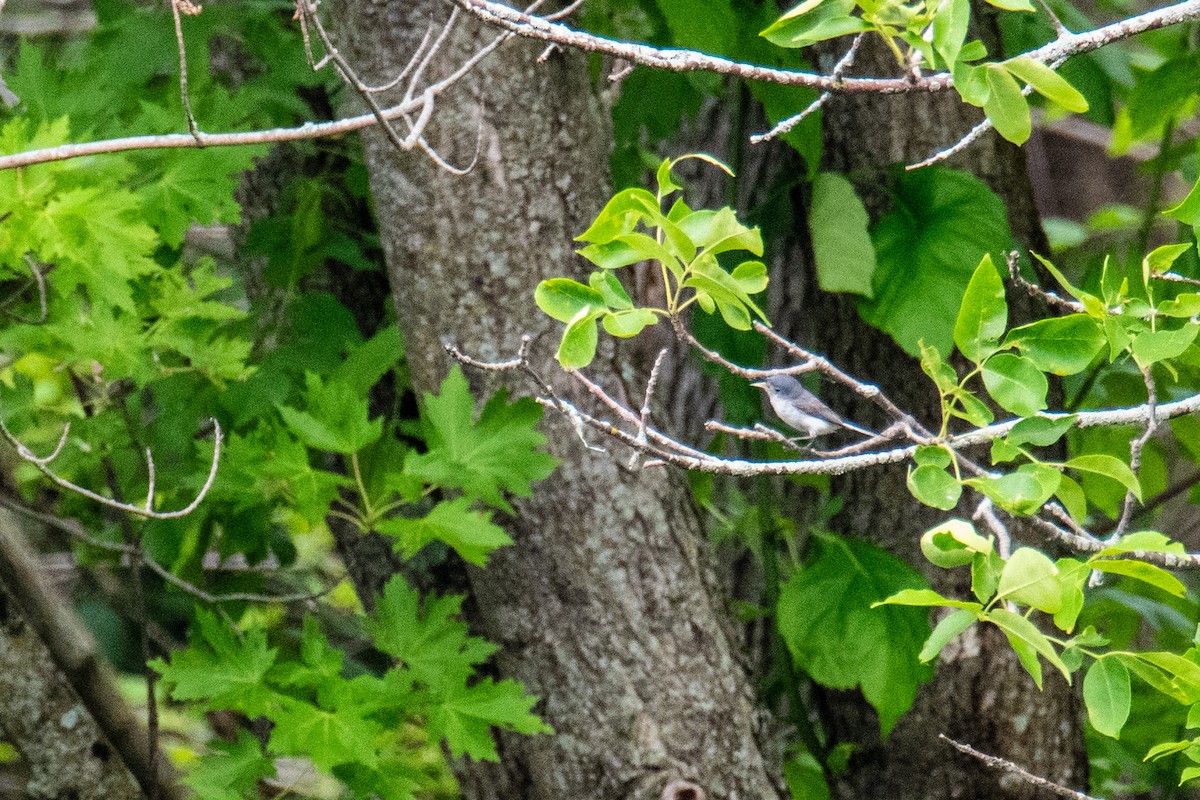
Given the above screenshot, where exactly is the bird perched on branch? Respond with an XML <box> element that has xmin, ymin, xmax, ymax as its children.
<box><xmin>751</xmin><ymin>375</ymin><xmax>873</xmax><ymax>441</ymax></box>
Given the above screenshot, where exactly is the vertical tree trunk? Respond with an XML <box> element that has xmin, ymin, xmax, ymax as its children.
<box><xmin>340</xmin><ymin>5</ymin><xmax>787</xmax><ymax>799</ymax></box>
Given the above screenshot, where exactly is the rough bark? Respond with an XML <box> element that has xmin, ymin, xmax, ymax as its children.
<box><xmin>340</xmin><ymin>5</ymin><xmax>786</xmax><ymax>800</ymax></box>
<box><xmin>0</xmin><ymin>514</ymin><xmax>155</xmax><ymax>800</ymax></box>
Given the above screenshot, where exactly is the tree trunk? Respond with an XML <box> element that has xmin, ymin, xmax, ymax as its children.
<box><xmin>340</xmin><ymin>5</ymin><xmax>787</xmax><ymax>799</ymax></box>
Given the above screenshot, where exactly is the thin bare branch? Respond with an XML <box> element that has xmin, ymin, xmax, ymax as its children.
<box><xmin>751</xmin><ymin>34</ymin><xmax>864</xmax><ymax>145</ymax></box>
<box><xmin>0</xmin><ymin>419</ymin><xmax>222</xmax><ymax>519</ymax></box>
<box><xmin>939</xmin><ymin>736</ymin><xmax>1099</xmax><ymax>800</ymax></box>
<box><xmin>169</xmin><ymin>0</ymin><xmax>204</xmax><ymax>143</ymax></box>
<box><xmin>1113</xmin><ymin>363</ymin><xmax>1157</xmax><ymax>538</ymax></box>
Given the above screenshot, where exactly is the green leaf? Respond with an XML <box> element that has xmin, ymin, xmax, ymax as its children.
<box><xmin>954</xmin><ymin>254</ymin><xmax>1008</xmax><ymax>364</ymax></box>
<box><xmin>534</xmin><ymin>278</ymin><xmax>606</xmax><ymax>323</ymax></box>
<box><xmin>268</xmin><ymin>697</ymin><xmax>383</xmax><ymax>771</ymax></box>
<box><xmin>920</xmin><ymin>609</ymin><xmax>977</xmax><ymax>663</ymax></box>
<box><xmin>278</xmin><ymin>372</ymin><xmax>383</xmax><ymax>455</ymax></box>
<box><xmin>760</xmin><ymin>0</ymin><xmax>871</xmax><ymax>48</ymax></box>
<box><xmin>366</xmin><ymin>576</ymin><xmax>497</xmax><ymax>690</ymax></box>
<box><xmin>919</xmin><ymin>519</ymin><xmax>992</xmax><ymax>568</ymax></box>
<box><xmin>966</xmin><ymin>464</ymin><xmax>1060</xmax><ymax>515</ymax></box>
<box><xmin>932</xmin><ymin>0</ymin><xmax>970</xmax><ymax>69</ymax></box>
<box><xmin>984</xmin><ymin>64</ymin><xmax>1032</xmax><ymax>144</ymax></box>
<box><xmin>1055</xmin><ymin>474</ymin><xmax>1088</xmax><ymax>522</ymax></box>
<box><xmin>675</xmin><ymin>207</ymin><xmax>763</xmax><ymax>257</ymax></box>
<box><xmin>1054</xmin><ymin>559</ymin><xmax>1088</xmax><ymax>633</ymax></box>
<box><xmin>874</xmin><ymin>588</ymin><xmax>982</xmax><ymax>610</ymax></box>
<box><xmin>1131</xmin><ymin>325</ymin><xmax>1199</xmax><ymax>367</ymax></box>
<box><xmin>1158</xmin><ymin>293</ymin><xmax>1200</xmax><ymax>318</ymax></box>
<box><xmin>1088</xmin><ymin>559</ymin><xmax>1187</xmax><ymax>598</ymax></box>
<box><xmin>1165</xmin><ymin>176</ymin><xmax>1200</xmax><ymax>226</ymax></box>
<box><xmin>1003</xmin><ymin>57</ymin><xmax>1088</xmax><ymax>112</ymax></box>
<box><xmin>919</xmin><ymin>341</ymin><xmax>959</xmax><ymax>395</ymax></box>
<box><xmin>809</xmin><ymin>173</ymin><xmax>876</xmax><ymax>297</ymax></box>
<box><xmin>406</xmin><ymin>367</ymin><xmax>558</xmax><ymax>513</ymax></box>
<box><xmin>602</xmin><ymin>308</ymin><xmax>659</xmax><ymax>337</ymax></box>
<box><xmin>1006</xmin><ymin>415</ymin><xmax>1077</xmax><ymax>448</ymax></box>
<box><xmin>1004</xmin><ymin>315</ymin><xmax>1105</xmax><ymax>375</ymax></box>
<box><xmin>981</xmin><ymin>353</ymin><xmax>1048</xmax><ymax>416</ymax></box>
<box><xmin>151</xmin><ymin>611</ymin><xmax>277</xmax><ymax>716</ymax></box>
<box><xmin>1064</xmin><ymin>454</ymin><xmax>1141</xmax><ymax>501</ymax></box>
<box><xmin>1084</xmin><ymin>659</ymin><xmax>1131</xmax><ymax>738</ymax></box>
<box><xmin>777</xmin><ymin>534</ymin><xmax>933</xmax><ymax>736</ymax></box>
<box><xmin>181</xmin><ymin>732</ymin><xmax>275</xmax><ymax>800</ymax></box>
<box><xmin>588</xmin><ymin>271</ymin><xmax>633</xmax><ymax>310</ymax></box>
<box><xmin>1031</xmin><ymin>252</ymin><xmax>1105</xmax><ymax>315</ymax></box>
<box><xmin>556</xmin><ymin>307</ymin><xmax>602</xmax><ymax>368</ymax></box>
<box><xmin>972</xmin><ymin>551</ymin><xmax>1005</xmax><ymax>603</ymax></box>
<box><xmin>996</xmin><ymin>547</ymin><xmax>1061</xmax><ymax>613</ymax></box>
<box><xmin>863</xmin><ymin>169</ymin><xmax>1012</xmax><ymax>357</ymax></box>
<box><xmin>378</xmin><ymin>497</ymin><xmax>513</xmax><ymax>567</ymax></box>
<box><xmin>983</xmin><ymin>0</ymin><xmax>1033</xmax><ymax>10</ymax></box>
<box><xmin>429</xmin><ymin>678</ymin><xmax>554</xmax><ymax>761</ymax></box>
<box><xmin>986</xmin><ymin>607</ymin><xmax>1071</xmax><ymax>683</ymax></box>
<box><xmin>907</xmin><ymin>465</ymin><xmax>962</xmax><ymax>510</ymax></box>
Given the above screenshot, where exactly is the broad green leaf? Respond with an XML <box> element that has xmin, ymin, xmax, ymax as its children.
<box><xmin>777</xmin><ymin>534</ymin><xmax>933</xmax><ymax>735</ymax></box>
<box><xmin>984</xmin><ymin>0</ymin><xmax>1033</xmax><ymax>10</ymax></box>
<box><xmin>378</xmin><ymin>497</ymin><xmax>513</xmax><ymax>567</ymax></box>
<box><xmin>557</xmin><ymin>307</ymin><xmax>602</xmax><ymax>368</ymax></box>
<box><xmin>1144</xmin><ymin>243</ymin><xmax>1194</xmax><ymax>279</ymax></box>
<box><xmin>151</xmin><ymin>611</ymin><xmax>278</xmax><ymax>716</ymax></box>
<box><xmin>1117</xmin><ymin>654</ymin><xmax>1195</xmax><ymax>704</ymax></box>
<box><xmin>732</xmin><ymin>260</ymin><xmax>769</xmax><ymax>294</ymax></box>
<box><xmin>1165</xmin><ymin>177</ymin><xmax>1200</xmax><ymax>226</ymax></box>
<box><xmin>952</xmin><ymin>389</ymin><xmax>995</xmax><ymax>427</ymax></box>
<box><xmin>575</xmin><ymin>187</ymin><xmax>660</xmax><ymax>244</ymax></box>
<box><xmin>874</xmin><ymin>589</ymin><xmax>982</xmax><ymax>610</ymax></box>
<box><xmin>577</xmin><ymin>232</ymin><xmax>678</xmax><ymax>271</ymax></box>
<box><xmin>982</xmin><ymin>353</ymin><xmax>1048</xmax><ymax>416</ymax></box>
<box><xmin>1004</xmin><ymin>315</ymin><xmax>1104</xmax><ymax>375</ymax></box>
<box><xmin>1031</xmin><ymin>252</ymin><xmax>1104</xmax><ymax>314</ymax></box>
<box><xmin>809</xmin><ymin>173</ymin><xmax>876</xmax><ymax>297</ymax></box>
<box><xmin>920</xmin><ymin>519</ymin><xmax>992</xmax><ymax>568</ymax></box>
<box><xmin>863</xmin><ymin>169</ymin><xmax>1012</xmax><ymax>356</ymax></box>
<box><xmin>180</xmin><ymin>732</ymin><xmax>275</xmax><ymax>800</ymax></box>
<box><xmin>1054</xmin><ymin>559</ymin><xmax>1088</xmax><ymax>633</ymax></box>
<box><xmin>966</xmin><ymin>464</ymin><xmax>1060</xmax><ymax>515</ymax></box>
<box><xmin>1145</xmin><ymin>739</ymin><xmax>1196</xmax><ymax>761</ymax></box>
<box><xmin>429</xmin><ymin>678</ymin><xmax>554</xmax><ymax>761</ymax></box>
<box><xmin>1138</xmin><ymin>652</ymin><xmax>1200</xmax><ymax>700</ymax></box>
<box><xmin>1088</xmin><ymin>559</ymin><xmax>1187</xmax><ymax>598</ymax></box>
<box><xmin>984</xmin><ymin>65</ymin><xmax>1032</xmax><ymax>145</ymax></box>
<box><xmin>919</xmin><ymin>341</ymin><xmax>959</xmax><ymax>394</ymax></box>
<box><xmin>1006</xmin><ymin>415</ymin><xmax>1077</xmax><ymax>448</ymax></box>
<box><xmin>534</xmin><ymin>278</ymin><xmax>606</xmax><ymax>323</ymax></box>
<box><xmin>1127</xmin><ymin>53</ymin><xmax>1200</xmax><ymax>139</ymax></box>
<box><xmin>1158</xmin><ymin>293</ymin><xmax>1200</xmax><ymax>317</ymax></box>
<box><xmin>268</xmin><ymin>697</ymin><xmax>383</xmax><ymax>771</ymax></box>
<box><xmin>760</xmin><ymin>0</ymin><xmax>871</xmax><ymax>48</ymax></box>
<box><xmin>1131</xmin><ymin>325</ymin><xmax>1199</xmax><ymax>367</ymax></box>
<box><xmin>1004</xmin><ymin>57</ymin><xmax>1088</xmax><ymax>112</ymax></box>
<box><xmin>920</xmin><ymin>609</ymin><xmax>978</xmax><ymax>663</ymax></box>
<box><xmin>366</xmin><ymin>576</ymin><xmax>498</xmax><ymax>690</ymax></box>
<box><xmin>914</xmin><ymin>445</ymin><xmax>952</xmax><ymax>468</ymax></box>
<box><xmin>953</xmin><ymin>254</ymin><xmax>1007</xmax><ymax>364</ymax></box>
<box><xmin>675</xmin><ymin>207</ymin><xmax>763</xmax><ymax>257</ymax></box>
<box><xmin>602</xmin><ymin>308</ymin><xmax>659</xmax><ymax>337</ymax></box>
<box><xmin>986</xmin><ymin>608</ymin><xmax>1071</xmax><ymax>682</ymax></box>
<box><xmin>907</xmin><ymin>465</ymin><xmax>962</xmax><ymax>510</ymax></box>
<box><xmin>932</xmin><ymin>0</ymin><xmax>970</xmax><ymax>69</ymax></box>
<box><xmin>278</xmin><ymin>373</ymin><xmax>383</xmax><ymax>455</ymax></box>
<box><xmin>1064</xmin><ymin>454</ymin><xmax>1141</xmax><ymax>501</ymax></box>
<box><xmin>996</xmin><ymin>547</ymin><xmax>1061</xmax><ymax>613</ymax></box>
<box><xmin>1055</xmin><ymin>474</ymin><xmax>1088</xmax><ymax>522</ymax></box>
<box><xmin>1084</xmin><ymin>659</ymin><xmax>1131</xmax><ymax>738</ymax></box>
<box><xmin>972</xmin><ymin>550</ymin><xmax>1004</xmax><ymax>603</ymax></box>
<box><xmin>589</xmin><ymin>270</ymin><xmax>633</xmax><ymax>310</ymax></box>
<box><xmin>406</xmin><ymin>367</ymin><xmax>557</xmax><ymax>513</ymax></box>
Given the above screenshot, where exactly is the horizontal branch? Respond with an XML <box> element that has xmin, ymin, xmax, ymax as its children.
<box><xmin>450</xmin><ymin>0</ymin><xmax>1200</xmax><ymax>93</ymax></box>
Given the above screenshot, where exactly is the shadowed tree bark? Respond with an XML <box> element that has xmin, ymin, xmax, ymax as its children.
<box><xmin>339</xmin><ymin>3</ymin><xmax>787</xmax><ymax>799</ymax></box>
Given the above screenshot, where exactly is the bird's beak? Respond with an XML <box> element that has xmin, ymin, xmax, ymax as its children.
<box><xmin>750</xmin><ymin>381</ymin><xmax>766</xmax><ymax>389</ymax></box>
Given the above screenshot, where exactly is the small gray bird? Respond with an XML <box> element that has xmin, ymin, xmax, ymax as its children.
<box><xmin>751</xmin><ymin>375</ymin><xmax>873</xmax><ymax>440</ymax></box>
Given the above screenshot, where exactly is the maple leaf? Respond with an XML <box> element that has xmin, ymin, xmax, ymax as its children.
<box><xmin>377</xmin><ymin>496</ymin><xmax>512</xmax><ymax>566</ymax></box>
<box><xmin>428</xmin><ymin>678</ymin><xmax>554</xmax><ymax>761</ymax></box>
<box><xmin>181</xmin><ymin>732</ymin><xmax>274</xmax><ymax>800</ymax></box>
<box><xmin>365</xmin><ymin>576</ymin><xmax>497</xmax><ymax>691</ymax></box>
<box><xmin>150</xmin><ymin>611</ymin><xmax>278</xmax><ymax>716</ymax></box>
<box><xmin>268</xmin><ymin>696</ymin><xmax>383</xmax><ymax>771</ymax></box>
<box><xmin>404</xmin><ymin>367</ymin><xmax>557</xmax><ymax>513</ymax></box>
